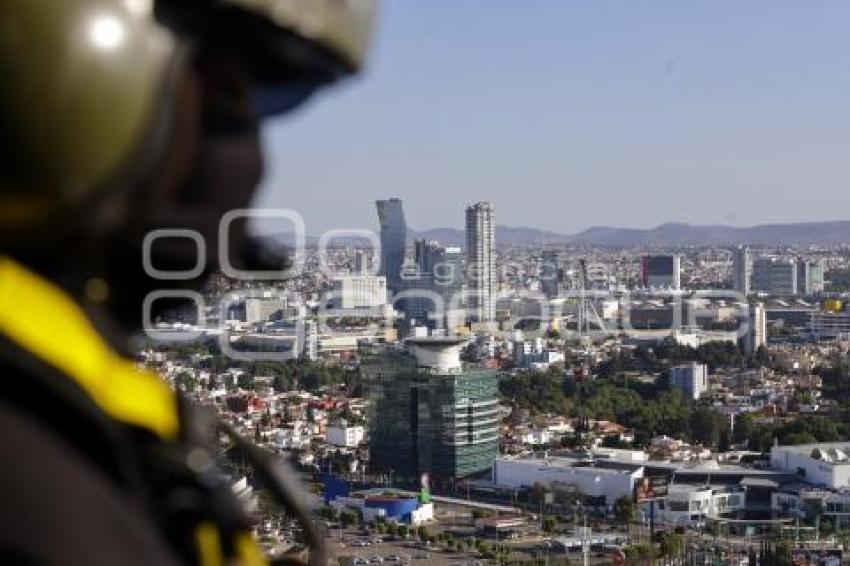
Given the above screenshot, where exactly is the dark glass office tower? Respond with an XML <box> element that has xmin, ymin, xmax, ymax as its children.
<box><xmin>376</xmin><ymin>198</ymin><xmax>408</xmax><ymax>294</ymax></box>
<box><xmin>362</xmin><ymin>338</ymin><xmax>500</xmax><ymax>482</ymax></box>
<box><xmin>410</xmin><ymin>239</ymin><xmax>465</xmax><ymax>330</ymax></box>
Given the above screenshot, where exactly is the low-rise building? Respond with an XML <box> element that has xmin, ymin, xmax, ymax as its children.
<box><xmin>493</xmin><ymin>455</ymin><xmax>644</xmax><ymax>507</ymax></box>
<box><xmin>326</xmin><ymin>422</ymin><xmax>365</xmax><ymax>448</ymax></box>
<box><xmin>771</xmin><ymin>443</ymin><xmax>850</xmax><ymax>489</ymax></box>
<box><xmin>657</xmin><ymin>484</ymin><xmax>746</xmax><ymax>528</ymax></box>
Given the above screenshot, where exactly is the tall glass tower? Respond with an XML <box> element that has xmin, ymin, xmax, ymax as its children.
<box><xmin>413</xmin><ymin>239</ymin><xmax>465</xmax><ymax>330</ymax></box>
<box><xmin>732</xmin><ymin>246</ymin><xmax>752</xmax><ymax>295</ymax></box>
<box><xmin>376</xmin><ymin>198</ymin><xmax>408</xmax><ymax>294</ymax></box>
<box><xmin>362</xmin><ymin>338</ymin><xmax>500</xmax><ymax>482</ymax></box>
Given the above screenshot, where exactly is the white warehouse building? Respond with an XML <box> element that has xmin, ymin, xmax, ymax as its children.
<box><xmin>771</xmin><ymin>443</ymin><xmax>850</xmax><ymax>489</ymax></box>
<box><xmin>493</xmin><ymin>456</ymin><xmax>643</xmax><ymax>506</ymax></box>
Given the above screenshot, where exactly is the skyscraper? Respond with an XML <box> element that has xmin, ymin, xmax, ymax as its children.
<box><xmin>362</xmin><ymin>338</ymin><xmax>500</xmax><ymax>481</ymax></box>
<box><xmin>752</xmin><ymin>257</ymin><xmax>797</xmax><ymax>295</ymax></box>
<box><xmin>465</xmin><ymin>201</ymin><xmax>496</xmax><ymax>322</ymax></box>
<box><xmin>797</xmin><ymin>259</ymin><xmax>825</xmax><ymax>296</ymax></box>
<box><xmin>376</xmin><ymin>198</ymin><xmax>408</xmax><ymax>294</ymax></box>
<box><xmin>413</xmin><ymin>240</ymin><xmax>465</xmax><ymax>330</ymax></box>
<box><xmin>743</xmin><ymin>302</ymin><xmax>766</xmax><ymax>355</ymax></box>
<box><xmin>732</xmin><ymin>246</ymin><xmax>752</xmax><ymax>295</ymax></box>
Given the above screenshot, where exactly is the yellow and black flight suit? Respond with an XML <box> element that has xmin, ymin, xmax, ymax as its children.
<box><xmin>0</xmin><ymin>256</ymin><xmax>266</xmax><ymax>565</ymax></box>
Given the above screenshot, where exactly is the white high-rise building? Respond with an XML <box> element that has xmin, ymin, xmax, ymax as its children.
<box><xmin>732</xmin><ymin>246</ymin><xmax>752</xmax><ymax>295</ymax></box>
<box><xmin>465</xmin><ymin>201</ymin><xmax>496</xmax><ymax>322</ymax></box>
<box><xmin>669</xmin><ymin>362</ymin><xmax>708</xmax><ymax>401</ymax></box>
<box><xmin>300</xmin><ymin>320</ymin><xmax>318</xmax><ymax>361</ymax></box>
<box><xmin>797</xmin><ymin>259</ymin><xmax>825</xmax><ymax>296</ymax></box>
<box><xmin>745</xmin><ymin>302</ymin><xmax>767</xmax><ymax>354</ymax></box>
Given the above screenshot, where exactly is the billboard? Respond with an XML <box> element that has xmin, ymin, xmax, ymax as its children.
<box><xmin>634</xmin><ymin>475</ymin><xmax>669</xmax><ymax>502</ymax></box>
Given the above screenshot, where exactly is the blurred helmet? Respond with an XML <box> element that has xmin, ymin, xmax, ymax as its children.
<box><xmin>0</xmin><ymin>0</ymin><xmax>375</xmax><ymax>241</ymax></box>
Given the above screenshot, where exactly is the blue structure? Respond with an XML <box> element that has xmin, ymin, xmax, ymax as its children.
<box><xmin>322</xmin><ymin>474</ymin><xmax>350</xmax><ymax>505</ymax></box>
<box><xmin>364</xmin><ymin>493</ymin><xmax>420</xmax><ymax>522</ymax></box>
<box><xmin>324</xmin><ymin>480</ymin><xmax>431</xmax><ymax>524</ymax></box>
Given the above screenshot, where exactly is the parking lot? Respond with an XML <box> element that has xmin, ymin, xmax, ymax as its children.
<box><xmin>324</xmin><ymin>528</ymin><xmax>496</xmax><ymax>566</ymax></box>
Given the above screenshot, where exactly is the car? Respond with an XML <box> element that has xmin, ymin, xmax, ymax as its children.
<box><xmin>368</xmin><ymin>556</ymin><xmax>383</xmax><ymax>563</ymax></box>
<box><xmin>354</xmin><ymin>559</ymin><xmax>369</xmax><ymax>566</ymax></box>
<box><xmin>412</xmin><ymin>553</ymin><xmax>429</xmax><ymax>560</ymax></box>
<box><xmin>384</xmin><ymin>555</ymin><xmax>402</xmax><ymax>562</ymax></box>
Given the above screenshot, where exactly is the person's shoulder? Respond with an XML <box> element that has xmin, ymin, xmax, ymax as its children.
<box><xmin>0</xmin><ymin>400</ymin><xmax>182</xmax><ymax>566</ymax></box>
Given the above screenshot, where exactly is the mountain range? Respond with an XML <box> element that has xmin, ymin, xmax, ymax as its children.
<box><xmin>413</xmin><ymin>221</ymin><xmax>850</xmax><ymax>247</ymax></box>
<box><xmin>274</xmin><ymin>220</ymin><xmax>850</xmax><ymax>247</ymax></box>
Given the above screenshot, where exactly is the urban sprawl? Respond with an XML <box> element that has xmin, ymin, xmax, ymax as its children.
<box><xmin>141</xmin><ymin>200</ymin><xmax>850</xmax><ymax>565</ymax></box>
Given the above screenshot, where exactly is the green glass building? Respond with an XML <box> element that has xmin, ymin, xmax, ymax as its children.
<box><xmin>361</xmin><ymin>338</ymin><xmax>500</xmax><ymax>481</ymax></box>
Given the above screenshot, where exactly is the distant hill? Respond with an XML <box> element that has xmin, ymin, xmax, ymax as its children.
<box><xmin>417</xmin><ymin>221</ymin><xmax>850</xmax><ymax>247</ymax></box>
<box><xmin>568</xmin><ymin>221</ymin><xmax>850</xmax><ymax>246</ymax></box>
<box><xmin>273</xmin><ymin>220</ymin><xmax>850</xmax><ymax>248</ymax></box>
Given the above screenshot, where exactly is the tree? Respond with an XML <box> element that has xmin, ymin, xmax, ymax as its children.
<box><xmin>542</xmin><ymin>516</ymin><xmax>557</xmax><ymax>533</ymax></box>
<box><xmin>478</xmin><ymin>542</ymin><xmax>491</xmax><ymax>557</ymax></box>
<box><xmin>658</xmin><ymin>532</ymin><xmax>684</xmax><ymax>557</ymax></box>
<box><xmin>416</xmin><ymin>526</ymin><xmax>429</xmax><ymax>541</ymax></box>
<box><xmin>773</xmin><ymin>540</ymin><xmax>793</xmax><ymax>566</ymax></box>
<box><xmin>175</xmin><ymin>371</ymin><xmax>197</xmax><ymax>392</ymax></box>
<box><xmin>753</xmin><ymin>345</ymin><xmax>771</xmax><ymax>368</ymax></box>
<box><xmin>498</xmin><ymin>369</ymin><xmax>571</xmax><ymax>415</ymax></box>
<box><xmin>385</xmin><ymin>522</ymin><xmax>398</xmax><ymax>537</ymax></box>
<box><xmin>339</xmin><ymin>509</ymin><xmax>357</xmax><ymax>528</ymax></box>
<box><xmin>690</xmin><ymin>407</ymin><xmax>722</xmax><ymax>448</ymax></box>
<box><xmin>613</xmin><ymin>496</ymin><xmax>636</xmax><ymax>526</ymax></box>
<box><xmin>237</xmin><ymin>373</ymin><xmax>255</xmax><ymax>390</ymax></box>
<box><xmin>625</xmin><ymin>543</ymin><xmax>655</xmax><ymax>559</ymax></box>
<box><xmin>733</xmin><ymin>413</ymin><xmax>755</xmax><ymax>446</ymax></box>
<box><xmin>553</xmin><ymin>485</ymin><xmax>584</xmax><ymax>514</ymax></box>
<box><xmin>273</xmin><ymin>374</ymin><xmax>291</xmax><ymax>392</ymax></box>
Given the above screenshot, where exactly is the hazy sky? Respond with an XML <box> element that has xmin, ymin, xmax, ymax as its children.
<box><xmin>252</xmin><ymin>1</ymin><xmax>850</xmax><ymax>237</ymax></box>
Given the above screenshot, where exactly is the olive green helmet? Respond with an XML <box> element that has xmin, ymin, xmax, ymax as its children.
<box><xmin>0</xmin><ymin>0</ymin><xmax>375</xmax><ymax>236</ymax></box>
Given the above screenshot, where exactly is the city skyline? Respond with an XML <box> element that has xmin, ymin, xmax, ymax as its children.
<box><xmin>257</xmin><ymin>208</ymin><xmax>850</xmax><ymax>247</ymax></box>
